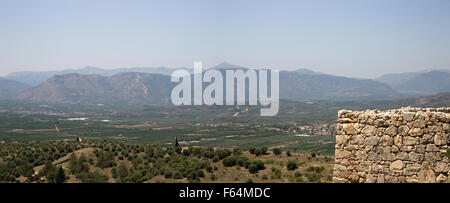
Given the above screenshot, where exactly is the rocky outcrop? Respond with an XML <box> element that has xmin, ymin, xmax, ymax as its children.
<box><xmin>334</xmin><ymin>107</ymin><xmax>450</xmax><ymax>183</ymax></box>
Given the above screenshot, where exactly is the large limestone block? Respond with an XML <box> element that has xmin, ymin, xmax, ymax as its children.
<box><xmin>362</xmin><ymin>125</ymin><xmax>377</xmax><ymax>136</ymax></box>
<box><xmin>418</xmin><ymin>169</ymin><xmax>436</xmax><ymax>183</ymax></box>
<box><xmin>389</xmin><ymin>160</ymin><xmax>405</xmax><ymax>171</ymax></box>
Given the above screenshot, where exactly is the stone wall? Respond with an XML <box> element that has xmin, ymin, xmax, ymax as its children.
<box><xmin>333</xmin><ymin>107</ymin><xmax>449</xmax><ymax>183</ymax></box>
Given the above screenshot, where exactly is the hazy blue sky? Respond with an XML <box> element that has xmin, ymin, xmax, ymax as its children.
<box><xmin>1</xmin><ymin>0</ymin><xmax>449</xmax><ymax>78</ymax></box>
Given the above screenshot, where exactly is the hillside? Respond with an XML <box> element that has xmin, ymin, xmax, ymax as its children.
<box><xmin>376</xmin><ymin>70</ymin><xmax>450</xmax><ymax>94</ymax></box>
<box><xmin>5</xmin><ymin>66</ymin><xmax>191</xmax><ymax>86</ymax></box>
<box><xmin>16</xmin><ymin>73</ymin><xmax>174</xmax><ymax>105</ymax></box>
<box><xmin>1</xmin><ymin>140</ymin><xmax>333</xmax><ymax>183</ymax></box>
<box><xmin>0</xmin><ymin>78</ymin><xmax>30</xmax><ymax>99</ymax></box>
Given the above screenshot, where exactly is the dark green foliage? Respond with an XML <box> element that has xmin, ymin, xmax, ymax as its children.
<box><xmin>286</xmin><ymin>151</ymin><xmax>291</xmax><ymax>156</ymax></box>
<box><xmin>222</xmin><ymin>156</ymin><xmax>237</xmax><ymax>167</ymax></box>
<box><xmin>55</xmin><ymin>166</ymin><xmax>66</xmax><ymax>183</ymax></box>
<box><xmin>96</xmin><ymin>151</ymin><xmax>115</xmax><ymax>169</ymax></box>
<box><xmin>235</xmin><ymin>156</ymin><xmax>249</xmax><ymax>167</ymax></box>
<box><xmin>210</xmin><ymin>174</ymin><xmax>217</xmax><ymax>181</ymax></box>
<box><xmin>118</xmin><ymin>163</ymin><xmax>129</xmax><ymax>179</ymax></box>
<box><xmin>18</xmin><ymin>163</ymin><xmax>34</xmax><ymax>179</ymax></box>
<box><xmin>111</xmin><ymin>167</ymin><xmax>118</xmax><ymax>179</ymax></box>
<box><xmin>286</xmin><ymin>160</ymin><xmax>298</xmax><ymax>171</ymax></box>
<box><xmin>270</xmin><ymin>167</ymin><xmax>282</xmax><ymax>179</ymax></box>
<box><xmin>164</xmin><ymin>169</ymin><xmax>173</xmax><ymax>178</ymax></box>
<box><xmin>76</xmin><ymin>171</ymin><xmax>109</xmax><ymax>183</ymax></box>
<box><xmin>248</xmin><ymin>147</ymin><xmax>268</xmax><ymax>156</ymax></box>
<box><xmin>272</xmin><ymin>148</ymin><xmax>281</xmax><ymax>155</ymax></box>
<box><xmin>173</xmin><ymin>171</ymin><xmax>183</xmax><ymax>179</ymax></box>
<box><xmin>216</xmin><ymin>149</ymin><xmax>232</xmax><ymax>160</ymax></box>
<box><xmin>68</xmin><ymin>153</ymin><xmax>90</xmax><ymax>175</ymax></box>
<box><xmin>245</xmin><ymin>160</ymin><xmax>265</xmax><ymax>174</ymax></box>
<box><xmin>306</xmin><ymin>166</ymin><xmax>325</xmax><ymax>173</ymax></box>
<box><xmin>305</xmin><ymin>172</ymin><xmax>321</xmax><ymax>182</ymax></box>
<box><xmin>40</xmin><ymin>161</ymin><xmax>58</xmax><ymax>182</ymax></box>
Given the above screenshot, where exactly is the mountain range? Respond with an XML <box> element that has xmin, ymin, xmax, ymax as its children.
<box><xmin>376</xmin><ymin>70</ymin><xmax>450</xmax><ymax>94</ymax></box>
<box><xmin>1</xmin><ymin>63</ymin><xmax>449</xmax><ymax>105</ymax></box>
<box><xmin>4</xmin><ymin>66</ymin><xmax>193</xmax><ymax>86</ymax></box>
<box><xmin>16</xmin><ymin>72</ymin><xmax>174</xmax><ymax>105</ymax></box>
<box><xmin>0</xmin><ymin>78</ymin><xmax>30</xmax><ymax>100</ymax></box>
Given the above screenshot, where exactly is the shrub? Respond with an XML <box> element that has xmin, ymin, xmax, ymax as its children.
<box><xmin>272</xmin><ymin>148</ymin><xmax>281</xmax><ymax>155</ymax></box>
<box><xmin>164</xmin><ymin>169</ymin><xmax>173</xmax><ymax>179</ymax></box>
<box><xmin>270</xmin><ymin>167</ymin><xmax>282</xmax><ymax>179</ymax></box>
<box><xmin>246</xmin><ymin>160</ymin><xmax>265</xmax><ymax>174</ymax></box>
<box><xmin>111</xmin><ymin>167</ymin><xmax>118</xmax><ymax>179</ymax></box>
<box><xmin>222</xmin><ymin>156</ymin><xmax>237</xmax><ymax>167</ymax></box>
<box><xmin>173</xmin><ymin>171</ymin><xmax>183</xmax><ymax>179</ymax></box>
<box><xmin>236</xmin><ymin>156</ymin><xmax>249</xmax><ymax>167</ymax></box>
<box><xmin>286</xmin><ymin>160</ymin><xmax>297</xmax><ymax>171</ymax></box>
<box><xmin>210</xmin><ymin>174</ymin><xmax>217</xmax><ymax>181</ymax></box>
<box><xmin>306</xmin><ymin>166</ymin><xmax>325</xmax><ymax>173</ymax></box>
<box><xmin>305</xmin><ymin>172</ymin><xmax>321</xmax><ymax>183</ymax></box>
<box><xmin>286</xmin><ymin>151</ymin><xmax>291</xmax><ymax>156</ymax></box>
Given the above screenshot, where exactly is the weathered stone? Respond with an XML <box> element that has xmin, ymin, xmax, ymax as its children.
<box><xmin>390</xmin><ymin>160</ymin><xmax>404</xmax><ymax>171</ymax></box>
<box><xmin>436</xmin><ymin>174</ymin><xmax>447</xmax><ymax>183</ymax></box>
<box><xmin>429</xmin><ymin>125</ymin><xmax>443</xmax><ymax>133</ymax></box>
<box><xmin>366</xmin><ymin>174</ymin><xmax>376</xmax><ymax>183</ymax></box>
<box><xmin>362</xmin><ymin>125</ymin><xmax>377</xmax><ymax>137</ymax></box>
<box><xmin>385</xmin><ymin>126</ymin><xmax>398</xmax><ymax>135</ymax></box>
<box><xmin>335</xmin><ymin>134</ymin><xmax>350</xmax><ymax>145</ymax></box>
<box><xmin>413</xmin><ymin>119</ymin><xmax>426</xmax><ymax>128</ymax></box>
<box><xmin>334</xmin><ymin>165</ymin><xmax>347</xmax><ymax>173</ymax></box>
<box><xmin>434</xmin><ymin>133</ymin><xmax>448</xmax><ymax>146</ymax></box>
<box><xmin>380</xmin><ymin>135</ymin><xmax>393</xmax><ymax>146</ymax></box>
<box><xmin>403</xmin><ymin>137</ymin><xmax>418</xmax><ymax>146</ymax></box>
<box><xmin>333</xmin><ymin>177</ymin><xmax>348</xmax><ymax>183</ymax></box>
<box><xmin>396</xmin><ymin>152</ymin><xmax>409</xmax><ymax>160</ymax></box>
<box><xmin>418</xmin><ymin>169</ymin><xmax>436</xmax><ymax>183</ymax></box>
<box><xmin>434</xmin><ymin>162</ymin><xmax>448</xmax><ymax>173</ymax></box>
<box><xmin>398</xmin><ymin>125</ymin><xmax>410</xmax><ymax>136</ymax></box>
<box><xmin>365</xmin><ymin>136</ymin><xmax>379</xmax><ymax>146</ymax></box>
<box><xmin>334</xmin><ymin>107</ymin><xmax>450</xmax><ymax>183</ymax></box>
<box><xmin>400</xmin><ymin>146</ymin><xmax>413</xmax><ymax>152</ymax></box>
<box><xmin>393</xmin><ymin>135</ymin><xmax>402</xmax><ymax>147</ymax></box>
<box><xmin>408</xmin><ymin>152</ymin><xmax>423</xmax><ymax>162</ymax></box>
<box><xmin>376</xmin><ymin>174</ymin><xmax>385</xmax><ymax>183</ymax></box>
<box><xmin>406</xmin><ymin>163</ymin><xmax>421</xmax><ymax>173</ymax></box>
<box><xmin>403</xmin><ymin>112</ymin><xmax>415</xmax><ymax>122</ymax></box>
<box><xmin>348</xmin><ymin>172</ymin><xmax>360</xmax><ymax>183</ymax></box>
<box><xmin>342</xmin><ymin>123</ymin><xmax>357</xmax><ymax>135</ymax></box>
<box><xmin>425</xmin><ymin>152</ymin><xmax>437</xmax><ymax>162</ymax></box>
<box><xmin>426</xmin><ymin>144</ymin><xmax>439</xmax><ymax>152</ymax></box>
<box><xmin>335</xmin><ymin>150</ymin><xmax>352</xmax><ymax>159</ymax></box>
<box><xmin>406</xmin><ymin>176</ymin><xmax>419</xmax><ymax>183</ymax></box>
<box><xmin>420</xmin><ymin>134</ymin><xmax>433</xmax><ymax>144</ymax></box>
<box><xmin>381</xmin><ymin>152</ymin><xmax>395</xmax><ymax>161</ymax></box>
<box><xmin>409</xmin><ymin>128</ymin><xmax>423</xmax><ymax>137</ymax></box>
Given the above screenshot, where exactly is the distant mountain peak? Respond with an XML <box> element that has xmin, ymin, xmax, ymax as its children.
<box><xmin>294</xmin><ymin>68</ymin><xmax>321</xmax><ymax>75</ymax></box>
<box><xmin>212</xmin><ymin>62</ymin><xmax>248</xmax><ymax>70</ymax></box>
